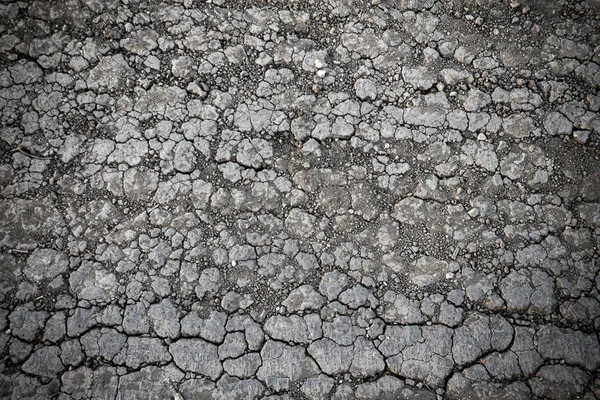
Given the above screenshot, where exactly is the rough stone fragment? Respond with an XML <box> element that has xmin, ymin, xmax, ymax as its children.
<box><xmin>257</xmin><ymin>340</ymin><xmax>319</xmax><ymax>392</ymax></box>
<box><xmin>503</xmin><ymin>114</ymin><xmax>535</xmax><ymax>138</ymax></box>
<box><xmin>201</xmin><ymin>311</ymin><xmax>227</xmax><ymax>344</ymax></box>
<box><xmin>223</xmin><ymin>353</ymin><xmax>262</xmax><ymax>378</ymax></box>
<box><xmin>475</xmin><ymin>149</ymin><xmax>499</xmax><ymax>172</ymax></box>
<box><xmin>192</xmin><ymin>179</ymin><xmax>213</xmax><ymax>209</ymax></box>
<box><xmin>301</xmin><ymin>375</ymin><xmax>335</xmax><ymax>400</ymax></box>
<box><xmin>43</xmin><ymin>312</ymin><xmax>66</xmax><ymax>343</ymax></box>
<box><xmin>224</xmin><ymin>45</ymin><xmax>247</xmax><ymax>64</ymax></box>
<box><xmin>319</xmin><ymin>271</ymin><xmax>351</xmax><ymax>300</ymax></box>
<box><xmin>195</xmin><ymin>268</ymin><xmax>221</xmax><ymax>299</ymax></box>
<box><xmin>218</xmin><ymin>332</ymin><xmax>247</xmax><ymax>360</ymax></box>
<box><xmin>452</xmin><ymin>313</ymin><xmax>492</xmax><ymax>365</ymax></box>
<box><xmin>124</xmin><ymin>337</ymin><xmax>171</xmax><ymax>369</ymax></box>
<box><xmin>386</xmin><ymin>325</ymin><xmax>454</xmax><ymax>388</ymax></box>
<box><xmin>305</xmin><ymin>314</ymin><xmax>323</xmax><ymax>341</ymax></box>
<box><xmin>282</xmin><ymin>285</ymin><xmax>326</xmax><ymax>312</ymax></box>
<box><xmin>221</xmin><ymin>291</ymin><xmax>254</xmax><ymax>312</ymax></box>
<box><xmin>303</xmin><ymin>50</ymin><xmax>328</xmax><ymax>72</ymax></box>
<box><xmin>8</xmin><ymin>373</ymin><xmax>59</xmax><ymax>400</ymax></box>
<box><xmin>355</xmin><ymin>375</ymin><xmax>436</xmax><ymax>399</ymax></box>
<box><xmin>123</xmin><ymin>169</ymin><xmax>159</xmax><ymax>200</ymax></box>
<box><xmin>227</xmin><ymin>316</ymin><xmax>265</xmax><ymax>352</ymax></box>
<box><xmin>236</xmin><ymin>138</ymin><xmax>273</xmax><ymax>169</ymax></box>
<box><xmin>543</xmin><ymin>111</ymin><xmax>572</xmax><ymax>135</ymax></box>
<box><xmin>573</xmin><ymin>130</ymin><xmax>590</xmax><ymax>144</ymax></box>
<box><xmin>80</xmin><ymin>328</ymin><xmax>126</xmax><ymax>361</ymax></box>
<box><xmin>108</xmin><ymin>139</ymin><xmax>148</xmax><ymax>167</ymax></box>
<box><xmin>500</xmin><ymin>270</ymin><xmax>533</xmax><ymax>312</ymax></box>
<box><xmin>402</xmin><ymin>66</ymin><xmax>436</xmax><ymax>90</ymax></box>
<box><xmin>264</xmin><ymin>315</ymin><xmax>309</xmax><ymax>344</ymax></box>
<box><xmin>322</xmin><ymin>315</ymin><xmax>361</xmax><ymax>346</ymax></box>
<box><xmin>339</xmin><ymin>285</ymin><xmax>378</xmax><ymax>309</ymax></box>
<box><xmin>285</xmin><ymin>208</ymin><xmax>317</xmax><ymax>238</ymax></box>
<box><xmin>61</xmin><ymin>366</ymin><xmax>119</xmax><ymax>400</ymax></box>
<box><xmin>9</xmin><ymin>61</ymin><xmax>43</xmax><ymax>84</ymax></box>
<box><xmin>170</xmin><ymin>339</ymin><xmax>223</xmax><ymax>380</ymax></box>
<box><xmin>117</xmin><ymin>365</ymin><xmax>184</xmax><ymax>400</ymax></box>
<box><xmin>68</xmin><ymin>262</ymin><xmax>118</xmax><ymax>301</ymax></box>
<box><xmin>120</xmin><ymin>30</ymin><xmax>159</xmax><ymax>56</ymax></box>
<box><xmin>213</xmin><ymin>375</ymin><xmax>265</xmax><ymax>400</ymax></box>
<box><xmin>24</xmin><ymin>248</ymin><xmax>69</xmax><ymax>281</ymax></box>
<box><xmin>122</xmin><ymin>303</ymin><xmax>150</xmax><ymax>334</ymax></box>
<box><xmin>9</xmin><ymin>305</ymin><xmax>48</xmax><ymax>342</ymax></box>
<box><xmin>536</xmin><ymin>325</ymin><xmax>600</xmax><ymax>370</ymax></box>
<box><xmin>463</xmin><ymin>89</ymin><xmax>491</xmax><ymax>111</ymax></box>
<box><xmin>379</xmin><ymin>325</ymin><xmax>420</xmax><ymax>357</ymax></box>
<box><xmin>0</xmin><ymin>199</ymin><xmax>65</xmax><ymax>248</ymax></box>
<box><xmin>171</xmin><ymin>56</ymin><xmax>195</xmax><ymax>78</ymax></box>
<box><xmin>382</xmin><ymin>291</ymin><xmax>426</xmax><ymax>324</ymax></box>
<box><xmin>342</xmin><ymin>30</ymin><xmax>389</xmax><ymax>58</ymax></box>
<box><xmin>355</xmin><ymin>78</ymin><xmax>377</xmax><ymax>100</ymax></box>
<box><xmin>179</xmin><ymin>378</ymin><xmax>215</xmax><ymax>399</ymax></box>
<box><xmin>446</xmin><ymin>365</ymin><xmax>531</xmax><ymax>400</ymax></box>
<box><xmin>87</xmin><ymin>54</ymin><xmax>133</xmax><ymax>90</ymax></box>
<box><xmin>10</xmin><ymin>339</ymin><xmax>33</xmax><ymax>363</ymax></box>
<box><xmin>481</xmin><ymin>351</ymin><xmax>522</xmax><ymax>380</ymax></box>
<box><xmin>148</xmin><ymin>299</ymin><xmax>180</xmax><ymax>339</ymax></box>
<box><xmin>134</xmin><ymin>85</ymin><xmax>187</xmax><ymax>118</ymax></box>
<box><xmin>437</xmin><ymin>301</ymin><xmax>464</xmax><ymax>327</ymax></box>
<box><xmin>21</xmin><ymin>346</ymin><xmax>64</xmax><ymax>378</ymax></box>
<box><xmin>173</xmin><ymin>140</ymin><xmax>197</xmax><ymax>173</ymax></box>
<box><xmin>528</xmin><ymin>365</ymin><xmax>590</xmax><ymax>400</ymax></box>
<box><xmin>403</xmin><ymin>93</ymin><xmax>449</xmax><ymax>127</ymax></box>
<box><xmin>410</xmin><ymin>256</ymin><xmax>451</xmax><ymax>287</ymax></box>
<box><xmin>60</xmin><ymin>339</ymin><xmax>85</xmax><ymax>367</ymax></box>
<box><xmin>180</xmin><ymin>312</ymin><xmax>203</xmax><ymax>337</ymax></box>
<box><xmin>350</xmin><ymin>337</ymin><xmax>385</xmax><ymax>378</ymax></box>
<box><xmin>439</xmin><ymin>68</ymin><xmax>474</xmax><ymax>85</ymax></box>
<box><xmin>308</xmin><ymin>338</ymin><xmax>353</xmax><ymax>375</ymax></box>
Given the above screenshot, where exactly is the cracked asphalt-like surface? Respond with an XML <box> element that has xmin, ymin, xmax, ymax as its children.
<box><xmin>1</xmin><ymin>0</ymin><xmax>600</xmax><ymax>398</ymax></box>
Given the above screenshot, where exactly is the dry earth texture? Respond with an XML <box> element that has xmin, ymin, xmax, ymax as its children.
<box><xmin>1</xmin><ymin>0</ymin><xmax>600</xmax><ymax>399</ymax></box>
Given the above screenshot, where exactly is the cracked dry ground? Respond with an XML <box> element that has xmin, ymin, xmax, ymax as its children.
<box><xmin>1</xmin><ymin>0</ymin><xmax>600</xmax><ymax>399</ymax></box>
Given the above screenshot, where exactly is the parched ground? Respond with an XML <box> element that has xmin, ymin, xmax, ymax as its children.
<box><xmin>1</xmin><ymin>0</ymin><xmax>600</xmax><ymax>399</ymax></box>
